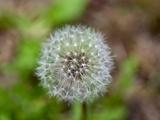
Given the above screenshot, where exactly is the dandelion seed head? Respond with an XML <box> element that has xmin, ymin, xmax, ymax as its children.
<box><xmin>36</xmin><ymin>25</ymin><xmax>114</xmax><ymax>103</ymax></box>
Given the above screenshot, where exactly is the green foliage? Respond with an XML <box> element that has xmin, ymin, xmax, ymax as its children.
<box><xmin>14</xmin><ymin>40</ymin><xmax>41</xmax><ymax>79</ymax></box>
<box><xmin>118</xmin><ymin>56</ymin><xmax>139</xmax><ymax>95</ymax></box>
<box><xmin>43</xmin><ymin>0</ymin><xmax>87</xmax><ymax>26</ymax></box>
<box><xmin>91</xmin><ymin>106</ymin><xmax>127</xmax><ymax>120</ymax></box>
<box><xmin>0</xmin><ymin>15</ymin><xmax>14</xmax><ymax>31</ymax></box>
<box><xmin>72</xmin><ymin>102</ymin><xmax>82</xmax><ymax>120</ymax></box>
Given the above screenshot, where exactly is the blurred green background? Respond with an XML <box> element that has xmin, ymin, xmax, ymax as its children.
<box><xmin>0</xmin><ymin>0</ymin><xmax>160</xmax><ymax>120</ymax></box>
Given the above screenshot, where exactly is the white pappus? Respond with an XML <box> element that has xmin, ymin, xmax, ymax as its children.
<box><xmin>36</xmin><ymin>25</ymin><xmax>114</xmax><ymax>103</ymax></box>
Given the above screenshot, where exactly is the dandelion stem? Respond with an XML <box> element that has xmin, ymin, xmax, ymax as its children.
<box><xmin>81</xmin><ymin>102</ymin><xmax>87</xmax><ymax>120</ymax></box>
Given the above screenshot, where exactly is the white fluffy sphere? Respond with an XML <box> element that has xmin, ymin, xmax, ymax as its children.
<box><xmin>36</xmin><ymin>25</ymin><xmax>113</xmax><ymax>103</ymax></box>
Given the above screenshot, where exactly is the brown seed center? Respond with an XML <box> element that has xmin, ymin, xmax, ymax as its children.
<box><xmin>62</xmin><ymin>52</ymin><xmax>89</xmax><ymax>79</ymax></box>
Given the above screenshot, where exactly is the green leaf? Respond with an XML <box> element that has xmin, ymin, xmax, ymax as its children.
<box><xmin>43</xmin><ymin>0</ymin><xmax>88</xmax><ymax>25</ymax></box>
<box><xmin>118</xmin><ymin>55</ymin><xmax>139</xmax><ymax>95</ymax></box>
<box><xmin>90</xmin><ymin>105</ymin><xmax>127</xmax><ymax>120</ymax></box>
<box><xmin>72</xmin><ymin>102</ymin><xmax>82</xmax><ymax>120</ymax></box>
<box><xmin>13</xmin><ymin>40</ymin><xmax>41</xmax><ymax>79</ymax></box>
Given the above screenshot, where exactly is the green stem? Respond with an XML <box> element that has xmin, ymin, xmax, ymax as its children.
<box><xmin>81</xmin><ymin>102</ymin><xmax>87</xmax><ymax>120</ymax></box>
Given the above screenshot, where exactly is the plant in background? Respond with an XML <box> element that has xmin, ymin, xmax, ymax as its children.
<box><xmin>36</xmin><ymin>25</ymin><xmax>113</xmax><ymax>103</ymax></box>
